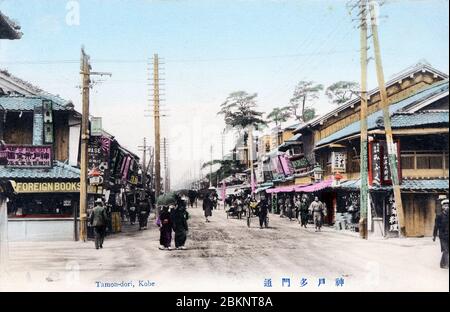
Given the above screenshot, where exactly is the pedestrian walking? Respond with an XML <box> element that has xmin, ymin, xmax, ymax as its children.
<box><xmin>309</xmin><ymin>196</ymin><xmax>325</xmax><ymax>232</ymax></box>
<box><xmin>286</xmin><ymin>195</ymin><xmax>294</xmax><ymax>221</ymax></box>
<box><xmin>172</xmin><ymin>199</ymin><xmax>189</xmax><ymax>250</ymax></box>
<box><xmin>299</xmin><ymin>197</ymin><xmax>309</xmax><ymax>228</ymax></box>
<box><xmin>278</xmin><ymin>196</ymin><xmax>285</xmax><ymax>218</ymax></box>
<box><xmin>138</xmin><ymin>200</ymin><xmax>150</xmax><ymax>230</ymax></box>
<box><xmin>188</xmin><ymin>190</ymin><xmax>197</xmax><ymax>208</ymax></box>
<box><xmin>203</xmin><ymin>194</ymin><xmax>213</xmax><ymax>222</ymax></box>
<box><xmin>157</xmin><ymin>206</ymin><xmax>173</xmax><ymax>250</ymax></box>
<box><xmin>89</xmin><ymin>198</ymin><xmax>108</xmax><ymax>250</ymax></box>
<box><xmin>294</xmin><ymin>195</ymin><xmax>301</xmax><ymax>221</ymax></box>
<box><xmin>433</xmin><ymin>199</ymin><xmax>449</xmax><ymax>269</ymax></box>
<box><xmin>258</xmin><ymin>194</ymin><xmax>270</xmax><ymax>229</ymax></box>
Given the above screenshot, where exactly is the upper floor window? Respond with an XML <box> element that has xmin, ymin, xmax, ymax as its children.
<box><xmin>401</xmin><ymin>151</ymin><xmax>448</xmax><ymax>170</ymax></box>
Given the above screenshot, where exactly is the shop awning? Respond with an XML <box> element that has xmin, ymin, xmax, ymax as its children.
<box><xmin>266</xmin><ymin>185</ymin><xmax>295</xmax><ymax>194</ymax></box>
<box><xmin>333</xmin><ymin>179</ymin><xmax>449</xmax><ymax>193</ymax></box>
<box><xmin>294</xmin><ymin>179</ymin><xmax>333</xmax><ymax>193</ymax></box>
<box><xmin>255</xmin><ymin>185</ymin><xmax>273</xmax><ymax>193</ymax></box>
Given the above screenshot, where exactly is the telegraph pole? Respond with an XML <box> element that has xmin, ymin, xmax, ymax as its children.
<box><xmin>153</xmin><ymin>54</ymin><xmax>162</xmax><ymax>198</ymax></box>
<box><xmin>79</xmin><ymin>48</ymin><xmax>90</xmax><ymax>242</ymax></box>
<box><xmin>79</xmin><ymin>47</ymin><xmax>111</xmax><ymax>242</ymax></box>
<box><xmin>138</xmin><ymin>137</ymin><xmax>148</xmax><ymax>191</ymax></box>
<box><xmin>163</xmin><ymin>137</ymin><xmax>168</xmax><ymax>193</ymax></box>
<box><xmin>209</xmin><ymin>145</ymin><xmax>213</xmax><ymax>187</ymax></box>
<box><xmin>248</xmin><ymin>126</ymin><xmax>255</xmax><ymax>195</ymax></box>
<box><xmin>368</xmin><ymin>1</ymin><xmax>405</xmax><ymax>237</ymax></box>
<box><xmin>359</xmin><ymin>0</ymin><xmax>369</xmax><ymax>239</ymax></box>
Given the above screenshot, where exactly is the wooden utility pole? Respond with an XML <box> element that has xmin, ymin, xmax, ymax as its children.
<box><xmin>79</xmin><ymin>48</ymin><xmax>90</xmax><ymax>242</ymax></box>
<box><xmin>248</xmin><ymin>126</ymin><xmax>255</xmax><ymax>195</ymax></box>
<box><xmin>138</xmin><ymin>137</ymin><xmax>148</xmax><ymax>188</ymax></box>
<box><xmin>153</xmin><ymin>54</ymin><xmax>162</xmax><ymax>198</ymax></box>
<box><xmin>79</xmin><ymin>47</ymin><xmax>111</xmax><ymax>242</ymax></box>
<box><xmin>368</xmin><ymin>1</ymin><xmax>405</xmax><ymax>237</ymax></box>
<box><xmin>209</xmin><ymin>145</ymin><xmax>213</xmax><ymax>187</ymax></box>
<box><xmin>359</xmin><ymin>0</ymin><xmax>369</xmax><ymax>239</ymax></box>
<box><xmin>163</xmin><ymin>137</ymin><xmax>168</xmax><ymax>193</ymax></box>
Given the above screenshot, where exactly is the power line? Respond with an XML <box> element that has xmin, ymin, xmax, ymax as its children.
<box><xmin>0</xmin><ymin>50</ymin><xmax>362</xmax><ymax>66</ymax></box>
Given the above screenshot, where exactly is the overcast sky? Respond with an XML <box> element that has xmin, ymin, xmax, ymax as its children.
<box><xmin>0</xmin><ymin>0</ymin><xmax>448</xmax><ymax>189</ymax></box>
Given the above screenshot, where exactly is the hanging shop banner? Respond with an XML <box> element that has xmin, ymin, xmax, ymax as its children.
<box><xmin>88</xmin><ymin>136</ymin><xmax>111</xmax><ymax>185</ymax></box>
<box><xmin>331</xmin><ymin>151</ymin><xmax>346</xmax><ymax>172</ymax></box>
<box><xmin>256</xmin><ymin>161</ymin><xmax>265</xmax><ymax>183</ymax></box>
<box><xmin>0</xmin><ymin>145</ymin><xmax>52</xmax><ymax>168</ymax></box>
<box><xmin>369</xmin><ymin>140</ymin><xmax>401</xmax><ymax>186</ymax></box>
<box><xmin>270</xmin><ymin>155</ymin><xmax>284</xmax><ymax>180</ymax></box>
<box><xmin>279</xmin><ymin>154</ymin><xmax>294</xmax><ymax>176</ymax></box>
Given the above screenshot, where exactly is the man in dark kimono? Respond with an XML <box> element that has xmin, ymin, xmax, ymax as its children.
<box><xmin>203</xmin><ymin>194</ymin><xmax>213</xmax><ymax>222</ymax></box>
<box><xmin>188</xmin><ymin>190</ymin><xmax>197</xmax><ymax>208</ymax></box>
<box><xmin>299</xmin><ymin>197</ymin><xmax>309</xmax><ymax>228</ymax></box>
<box><xmin>172</xmin><ymin>200</ymin><xmax>189</xmax><ymax>250</ymax></box>
<box><xmin>433</xmin><ymin>199</ymin><xmax>449</xmax><ymax>269</ymax></box>
<box><xmin>138</xmin><ymin>200</ymin><xmax>150</xmax><ymax>230</ymax></box>
<box><xmin>258</xmin><ymin>195</ymin><xmax>270</xmax><ymax>229</ymax></box>
<box><xmin>158</xmin><ymin>206</ymin><xmax>173</xmax><ymax>250</ymax></box>
<box><xmin>89</xmin><ymin>198</ymin><xmax>108</xmax><ymax>250</ymax></box>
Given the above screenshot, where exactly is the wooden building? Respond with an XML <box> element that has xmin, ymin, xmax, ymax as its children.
<box><xmin>300</xmin><ymin>67</ymin><xmax>449</xmax><ymax>237</ymax></box>
<box><xmin>0</xmin><ymin>71</ymin><xmax>141</xmax><ymax>240</ymax></box>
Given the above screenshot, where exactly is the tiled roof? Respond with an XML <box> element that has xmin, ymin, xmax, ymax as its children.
<box><xmin>390</xmin><ymin>111</ymin><xmax>449</xmax><ymax>128</ymax></box>
<box><xmin>0</xmin><ymin>95</ymin><xmax>72</xmax><ymax>111</ymax></box>
<box><xmin>286</xmin><ymin>133</ymin><xmax>302</xmax><ymax>142</ymax></box>
<box><xmin>337</xmin><ymin>179</ymin><xmax>449</xmax><ymax>191</ymax></box>
<box><xmin>0</xmin><ymin>161</ymin><xmax>80</xmax><ymax>180</ymax></box>
<box><xmin>294</xmin><ymin>62</ymin><xmax>449</xmax><ymax>134</ymax></box>
<box><xmin>316</xmin><ymin>80</ymin><xmax>449</xmax><ymax>147</ymax></box>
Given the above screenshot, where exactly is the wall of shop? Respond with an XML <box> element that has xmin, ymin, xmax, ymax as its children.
<box><xmin>8</xmin><ymin>218</ymin><xmax>74</xmax><ymax>241</ymax></box>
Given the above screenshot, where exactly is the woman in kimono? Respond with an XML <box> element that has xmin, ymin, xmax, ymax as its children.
<box><xmin>157</xmin><ymin>206</ymin><xmax>173</xmax><ymax>250</ymax></box>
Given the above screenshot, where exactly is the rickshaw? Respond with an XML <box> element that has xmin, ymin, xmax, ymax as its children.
<box><xmin>226</xmin><ymin>199</ymin><xmax>244</xmax><ymax>219</ymax></box>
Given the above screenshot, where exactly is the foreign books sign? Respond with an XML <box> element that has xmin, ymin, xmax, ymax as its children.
<box><xmin>10</xmin><ymin>181</ymin><xmax>101</xmax><ymax>194</ymax></box>
<box><xmin>0</xmin><ymin>145</ymin><xmax>52</xmax><ymax>168</ymax></box>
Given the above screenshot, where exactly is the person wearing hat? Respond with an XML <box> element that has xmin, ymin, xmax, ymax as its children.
<box><xmin>89</xmin><ymin>198</ymin><xmax>108</xmax><ymax>250</ymax></box>
<box><xmin>433</xmin><ymin>198</ymin><xmax>449</xmax><ymax>269</ymax></box>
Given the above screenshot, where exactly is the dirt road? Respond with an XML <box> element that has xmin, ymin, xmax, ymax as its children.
<box><xmin>1</xmin><ymin>204</ymin><xmax>448</xmax><ymax>292</ymax></box>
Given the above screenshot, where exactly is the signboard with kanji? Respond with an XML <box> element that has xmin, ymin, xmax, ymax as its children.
<box><xmin>369</xmin><ymin>139</ymin><xmax>401</xmax><ymax>186</ymax></box>
<box><xmin>331</xmin><ymin>151</ymin><xmax>346</xmax><ymax>172</ymax></box>
<box><xmin>0</xmin><ymin>145</ymin><xmax>52</xmax><ymax>168</ymax></box>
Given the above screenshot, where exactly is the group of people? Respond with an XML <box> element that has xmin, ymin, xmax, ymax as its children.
<box><xmin>277</xmin><ymin>194</ymin><xmax>327</xmax><ymax>231</ymax></box>
<box><xmin>223</xmin><ymin>192</ymin><xmax>269</xmax><ymax>229</ymax></box>
<box><xmin>157</xmin><ymin>196</ymin><xmax>190</xmax><ymax>250</ymax></box>
<box><xmin>128</xmin><ymin>200</ymin><xmax>151</xmax><ymax>230</ymax></box>
<box><xmin>224</xmin><ymin>193</ymin><xmax>248</xmax><ymax>219</ymax></box>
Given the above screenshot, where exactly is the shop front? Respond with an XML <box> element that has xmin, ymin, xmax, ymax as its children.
<box><xmin>7</xmin><ymin>180</ymin><xmax>81</xmax><ymax>241</ymax></box>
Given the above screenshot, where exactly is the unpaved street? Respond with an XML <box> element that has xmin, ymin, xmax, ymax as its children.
<box><xmin>1</xmin><ymin>204</ymin><xmax>448</xmax><ymax>292</ymax></box>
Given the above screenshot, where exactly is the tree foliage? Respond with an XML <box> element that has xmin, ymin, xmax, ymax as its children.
<box><xmin>267</xmin><ymin>107</ymin><xmax>291</xmax><ymax>126</ymax></box>
<box><xmin>288</xmin><ymin>81</ymin><xmax>323</xmax><ymax>123</ymax></box>
<box><xmin>218</xmin><ymin>91</ymin><xmax>267</xmax><ymax>131</ymax></box>
<box><xmin>202</xmin><ymin>159</ymin><xmax>247</xmax><ymax>187</ymax></box>
<box><xmin>303</xmin><ymin>107</ymin><xmax>317</xmax><ymax>122</ymax></box>
<box><xmin>325</xmin><ymin>81</ymin><xmax>360</xmax><ymax>105</ymax></box>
